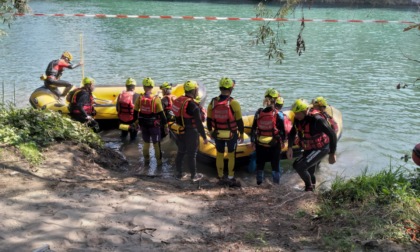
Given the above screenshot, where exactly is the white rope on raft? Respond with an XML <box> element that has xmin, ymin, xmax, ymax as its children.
<box><xmin>14</xmin><ymin>13</ymin><xmax>416</xmax><ymax>24</ymax></box>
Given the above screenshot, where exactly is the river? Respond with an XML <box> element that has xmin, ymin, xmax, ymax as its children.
<box><xmin>1</xmin><ymin>0</ymin><xmax>419</xmax><ymax>183</ymax></box>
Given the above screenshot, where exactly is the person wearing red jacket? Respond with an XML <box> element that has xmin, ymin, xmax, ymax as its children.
<box><xmin>116</xmin><ymin>78</ymin><xmax>140</xmax><ymax>140</ymax></box>
<box><xmin>287</xmin><ymin>99</ymin><xmax>337</xmax><ymax>192</ymax></box>
<box><xmin>172</xmin><ymin>80</ymin><xmax>208</xmax><ymax>182</ymax></box>
<box><xmin>68</xmin><ymin>77</ymin><xmax>99</xmax><ymax>132</ymax></box>
<box><xmin>44</xmin><ymin>51</ymin><xmax>83</xmax><ymax>98</ymax></box>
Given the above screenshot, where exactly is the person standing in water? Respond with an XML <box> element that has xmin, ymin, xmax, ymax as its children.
<box><xmin>116</xmin><ymin>78</ymin><xmax>140</xmax><ymax>140</ymax></box>
<box><xmin>134</xmin><ymin>77</ymin><xmax>168</xmax><ymax>165</ymax></box>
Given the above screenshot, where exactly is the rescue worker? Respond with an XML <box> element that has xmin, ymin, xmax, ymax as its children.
<box><xmin>44</xmin><ymin>51</ymin><xmax>83</xmax><ymax>98</ymax></box>
<box><xmin>134</xmin><ymin>77</ymin><xmax>168</xmax><ymax>165</ymax></box>
<box><xmin>250</xmin><ymin>88</ymin><xmax>285</xmax><ymax>185</ymax></box>
<box><xmin>160</xmin><ymin>82</ymin><xmax>176</xmax><ymax>123</ymax></box>
<box><xmin>68</xmin><ymin>77</ymin><xmax>99</xmax><ymax>132</ymax></box>
<box><xmin>206</xmin><ymin>77</ymin><xmax>244</xmax><ymax>187</ymax></box>
<box><xmin>310</xmin><ymin>96</ymin><xmax>339</xmax><ymax>133</ymax></box>
<box><xmin>172</xmin><ymin>80</ymin><xmax>208</xmax><ymax>182</ymax></box>
<box><xmin>116</xmin><ymin>78</ymin><xmax>140</xmax><ymax>140</ymax></box>
<box><xmin>287</xmin><ymin>99</ymin><xmax>337</xmax><ymax>192</ymax></box>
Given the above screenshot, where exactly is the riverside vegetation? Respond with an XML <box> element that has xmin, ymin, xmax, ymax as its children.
<box><xmin>0</xmin><ymin>105</ymin><xmax>419</xmax><ymax>251</ymax></box>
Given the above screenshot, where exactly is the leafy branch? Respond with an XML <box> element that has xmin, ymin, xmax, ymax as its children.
<box><xmin>0</xmin><ymin>0</ymin><xmax>31</xmax><ymax>34</ymax></box>
<box><xmin>250</xmin><ymin>0</ymin><xmax>311</xmax><ymax>64</ymax></box>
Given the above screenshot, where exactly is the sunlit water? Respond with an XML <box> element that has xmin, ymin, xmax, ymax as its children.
<box><xmin>1</xmin><ymin>0</ymin><xmax>419</xmax><ymax>183</ymax></box>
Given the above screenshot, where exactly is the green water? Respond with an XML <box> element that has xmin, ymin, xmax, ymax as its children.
<box><xmin>1</xmin><ymin>0</ymin><xmax>419</xmax><ymax>179</ymax></box>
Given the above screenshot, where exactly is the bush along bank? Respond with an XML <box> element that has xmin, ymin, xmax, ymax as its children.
<box><xmin>0</xmin><ymin>104</ymin><xmax>103</xmax><ymax>165</ymax></box>
<box><xmin>316</xmin><ymin>166</ymin><xmax>420</xmax><ymax>251</ymax></box>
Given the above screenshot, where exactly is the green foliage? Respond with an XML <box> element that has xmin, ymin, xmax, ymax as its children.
<box><xmin>317</xmin><ymin>166</ymin><xmax>420</xmax><ymax>250</ymax></box>
<box><xmin>0</xmin><ymin>104</ymin><xmax>103</xmax><ymax>150</ymax></box>
<box><xmin>250</xmin><ymin>1</ymin><xmax>311</xmax><ymax>63</ymax></box>
<box><xmin>17</xmin><ymin>141</ymin><xmax>43</xmax><ymax>165</ymax></box>
<box><xmin>1</xmin><ymin>0</ymin><xmax>31</xmax><ymax>34</ymax></box>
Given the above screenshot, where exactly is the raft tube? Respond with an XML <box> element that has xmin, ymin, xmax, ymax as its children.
<box><xmin>170</xmin><ymin>105</ymin><xmax>343</xmax><ymax>165</ymax></box>
<box><xmin>29</xmin><ymin>84</ymin><xmax>207</xmax><ymax>121</ymax></box>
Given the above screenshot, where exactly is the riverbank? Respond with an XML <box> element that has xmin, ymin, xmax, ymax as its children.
<box><xmin>1</xmin><ymin>142</ymin><xmax>418</xmax><ymax>252</ymax></box>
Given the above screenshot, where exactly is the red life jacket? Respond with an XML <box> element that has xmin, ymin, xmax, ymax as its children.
<box><xmin>45</xmin><ymin>59</ymin><xmax>68</xmax><ymax>79</ymax></box>
<box><xmin>138</xmin><ymin>94</ymin><xmax>159</xmax><ymax>127</ymax></box>
<box><xmin>118</xmin><ymin>91</ymin><xmax>135</xmax><ymax>122</ymax></box>
<box><xmin>210</xmin><ymin>97</ymin><xmax>238</xmax><ymax>131</ymax></box>
<box><xmin>172</xmin><ymin>96</ymin><xmax>196</xmax><ymax>127</ymax></box>
<box><xmin>295</xmin><ymin>116</ymin><xmax>330</xmax><ymax>150</ymax></box>
<box><xmin>139</xmin><ymin>95</ymin><xmax>158</xmax><ymax>115</ymax></box>
<box><xmin>70</xmin><ymin>88</ymin><xmax>94</xmax><ymax>115</ymax></box>
<box><xmin>309</xmin><ymin>108</ymin><xmax>338</xmax><ymax>133</ymax></box>
<box><xmin>283</xmin><ymin>113</ymin><xmax>292</xmax><ymax>136</ymax></box>
<box><xmin>162</xmin><ymin>94</ymin><xmax>176</xmax><ymax>111</ymax></box>
<box><xmin>256</xmin><ymin>109</ymin><xmax>279</xmax><ymax>137</ymax></box>
<box><xmin>199</xmin><ymin>104</ymin><xmax>206</xmax><ymax>123</ymax></box>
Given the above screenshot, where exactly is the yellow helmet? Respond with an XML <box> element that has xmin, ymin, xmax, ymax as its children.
<box><xmin>142</xmin><ymin>77</ymin><xmax>155</xmax><ymax>87</ymax></box>
<box><xmin>291</xmin><ymin>99</ymin><xmax>309</xmax><ymax>113</ymax></box>
<box><xmin>275</xmin><ymin>97</ymin><xmax>284</xmax><ymax>106</ymax></box>
<box><xmin>125</xmin><ymin>78</ymin><xmax>137</xmax><ymax>86</ymax></box>
<box><xmin>62</xmin><ymin>51</ymin><xmax>73</xmax><ymax>61</ymax></box>
<box><xmin>219</xmin><ymin>77</ymin><xmax>234</xmax><ymax>89</ymax></box>
<box><xmin>264</xmin><ymin>88</ymin><xmax>279</xmax><ymax>99</ymax></box>
<box><xmin>82</xmin><ymin>77</ymin><xmax>95</xmax><ymax>86</ymax></box>
<box><xmin>160</xmin><ymin>82</ymin><xmax>172</xmax><ymax>89</ymax></box>
<box><xmin>313</xmin><ymin>96</ymin><xmax>328</xmax><ymax>107</ymax></box>
<box><xmin>184</xmin><ymin>80</ymin><xmax>198</xmax><ymax>92</ymax></box>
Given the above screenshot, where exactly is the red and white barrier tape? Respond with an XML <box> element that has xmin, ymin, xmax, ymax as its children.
<box><xmin>14</xmin><ymin>13</ymin><xmax>415</xmax><ymax>24</ymax></box>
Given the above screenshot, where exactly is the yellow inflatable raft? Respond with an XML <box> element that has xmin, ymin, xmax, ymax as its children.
<box><xmin>29</xmin><ymin>84</ymin><xmax>207</xmax><ymax>120</ymax></box>
<box><xmin>197</xmin><ymin>105</ymin><xmax>343</xmax><ymax>163</ymax></box>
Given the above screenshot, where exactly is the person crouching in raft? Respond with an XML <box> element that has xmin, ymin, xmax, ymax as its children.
<box><xmin>116</xmin><ymin>78</ymin><xmax>140</xmax><ymax>140</ymax></box>
<box><xmin>134</xmin><ymin>77</ymin><xmax>168</xmax><ymax>165</ymax></box>
<box><xmin>172</xmin><ymin>80</ymin><xmax>208</xmax><ymax>182</ymax></box>
<box><xmin>250</xmin><ymin>88</ymin><xmax>286</xmax><ymax>185</ymax></box>
<box><xmin>207</xmin><ymin>77</ymin><xmax>244</xmax><ymax>187</ymax></box>
<box><xmin>287</xmin><ymin>99</ymin><xmax>337</xmax><ymax>192</ymax></box>
<box><xmin>68</xmin><ymin>77</ymin><xmax>99</xmax><ymax>132</ymax></box>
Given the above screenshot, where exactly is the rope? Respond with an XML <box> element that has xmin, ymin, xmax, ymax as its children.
<box><xmin>13</xmin><ymin>13</ymin><xmax>415</xmax><ymax>25</ymax></box>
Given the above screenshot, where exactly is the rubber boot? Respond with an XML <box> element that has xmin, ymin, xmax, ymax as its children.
<box><xmin>272</xmin><ymin>171</ymin><xmax>280</xmax><ymax>184</ymax></box>
<box><xmin>256</xmin><ymin>170</ymin><xmax>264</xmax><ymax>185</ymax></box>
<box><xmin>227</xmin><ymin>152</ymin><xmax>235</xmax><ymax>178</ymax></box>
<box><xmin>216</xmin><ymin>152</ymin><xmax>224</xmax><ymax>179</ymax></box>
<box><xmin>143</xmin><ymin>142</ymin><xmax>150</xmax><ymax>163</ymax></box>
<box><xmin>153</xmin><ymin>142</ymin><xmax>162</xmax><ymax>165</ymax></box>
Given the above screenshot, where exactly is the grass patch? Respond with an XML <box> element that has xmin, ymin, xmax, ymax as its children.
<box><xmin>0</xmin><ymin>104</ymin><xmax>103</xmax><ymax>164</ymax></box>
<box><xmin>18</xmin><ymin>142</ymin><xmax>43</xmax><ymax>165</ymax></box>
<box><xmin>317</xmin><ymin>166</ymin><xmax>420</xmax><ymax>251</ymax></box>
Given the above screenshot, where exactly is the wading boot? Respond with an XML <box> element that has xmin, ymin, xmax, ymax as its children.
<box><xmin>256</xmin><ymin>170</ymin><xmax>264</xmax><ymax>185</ymax></box>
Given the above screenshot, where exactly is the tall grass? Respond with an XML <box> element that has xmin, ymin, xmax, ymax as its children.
<box><xmin>317</xmin><ymin>166</ymin><xmax>419</xmax><ymax>251</ymax></box>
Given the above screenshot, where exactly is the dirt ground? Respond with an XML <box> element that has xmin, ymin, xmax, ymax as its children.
<box><xmin>0</xmin><ymin>142</ymin><xmax>414</xmax><ymax>252</ymax></box>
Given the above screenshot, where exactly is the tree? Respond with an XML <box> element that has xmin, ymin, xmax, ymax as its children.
<box><xmin>0</xmin><ymin>0</ymin><xmax>31</xmax><ymax>35</ymax></box>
